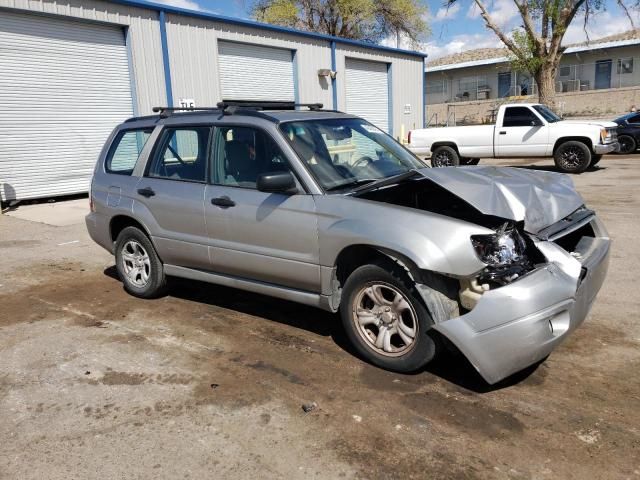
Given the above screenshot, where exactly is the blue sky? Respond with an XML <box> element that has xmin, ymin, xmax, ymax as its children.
<box><xmin>154</xmin><ymin>0</ymin><xmax>639</xmax><ymax>60</ymax></box>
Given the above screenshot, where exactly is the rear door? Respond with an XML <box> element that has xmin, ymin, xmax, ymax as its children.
<box><xmin>133</xmin><ymin>126</ymin><xmax>211</xmax><ymax>269</ymax></box>
<box><xmin>495</xmin><ymin>106</ymin><xmax>549</xmax><ymax>157</ymax></box>
<box><xmin>204</xmin><ymin>125</ymin><xmax>320</xmax><ymax>292</ymax></box>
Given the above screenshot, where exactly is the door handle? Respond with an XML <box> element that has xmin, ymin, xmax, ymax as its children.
<box><xmin>211</xmin><ymin>196</ymin><xmax>236</xmax><ymax>208</ymax></box>
<box><xmin>499</xmin><ymin>131</ymin><xmax>507</xmax><ymax>135</ymax></box>
<box><xmin>137</xmin><ymin>187</ymin><xmax>155</xmax><ymax>198</ymax></box>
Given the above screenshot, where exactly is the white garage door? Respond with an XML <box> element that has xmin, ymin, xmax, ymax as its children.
<box><xmin>0</xmin><ymin>11</ymin><xmax>133</xmax><ymax>202</ymax></box>
<box><xmin>345</xmin><ymin>59</ymin><xmax>390</xmax><ymax>133</ymax></box>
<box><xmin>218</xmin><ymin>41</ymin><xmax>295</xmax><ymax>102</ymax></box>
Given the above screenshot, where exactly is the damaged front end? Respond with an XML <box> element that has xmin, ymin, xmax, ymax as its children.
<box><xmin>435</xmin><ymin>208</ymin><xmax>610</xmax><ymax>384</ymax></box>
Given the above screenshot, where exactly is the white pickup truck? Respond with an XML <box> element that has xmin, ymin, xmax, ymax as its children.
<box><xmin>408</xmin><ymin>103</ymin><xmax>619</xmax><ymax>173</ymax></box>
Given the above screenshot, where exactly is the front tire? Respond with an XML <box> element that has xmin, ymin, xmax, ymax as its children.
<box><xmin>431</xmin><ymin>146</ymin><xmax>460</xmax><ymax>167</ymax></box>
<box><xmin>340</xmin><ymin>261</ymin><xmax>436</xmax><ymax>373</ymax></box>
<box><xmin>617</xmin><ymin>134</ymin><xmax>636</xmax><ymax>154</ymax></box>
<box><xmin>554</xmin><ymin>141</ymin><xmax>592</xmax><ymax>173</ymax></box>
<box><xmin>115</xmin><ymin>226</ymin><xmax>167</xmax><ymax>298</ymax></box>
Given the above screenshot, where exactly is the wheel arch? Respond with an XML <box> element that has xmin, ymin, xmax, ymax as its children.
<box><xmin>553</xmin><ymin>137</ymin><xmax>593</xmax><ymax>154</ymax></box>
<box><xmin>331</xmin><ymin>244</ymin><xmax>460</xmax><ymax>321</ymax></box>
<box><xmin>431</xmin><ymin>141</ymin><xmax>460</xmax><ymax>155</ymax></box>
<box><xmin>110</xmin><ymin>215</ymin><xmax>153</xmax><ymax>244</ymax></box>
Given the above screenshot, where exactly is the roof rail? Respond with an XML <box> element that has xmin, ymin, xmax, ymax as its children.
<box><xmin>151</xmin><ymin>106</ymin><xmax>221</xmax><ymax>118</ymax></box>
<box><xmin>216</xmin><ymin>101</ymin><xmax>323</xmax><ymax>115</ymax></box>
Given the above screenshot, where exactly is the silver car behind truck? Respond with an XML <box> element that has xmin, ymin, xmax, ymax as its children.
<box><xmin>86</xmin><ymin>103</ymin><xmax>610</xmax><ymax>384</ymax></box>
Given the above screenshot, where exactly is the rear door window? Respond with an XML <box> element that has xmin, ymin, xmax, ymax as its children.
<box><xmin>147</xmin><ymin>127</ymin><xmax>211</xmax><ymax>183</ymax></box>
<box><xmin>106</xmin><ymin>129</ymin><xmax>153</xmax><ymax>174</ymax></box>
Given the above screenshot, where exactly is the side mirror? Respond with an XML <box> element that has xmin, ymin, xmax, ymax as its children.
<box><xmin>531</xmin><ymin>120</ymin><xmax>542</xmax><ymax>127</ymax></box>
<box><xmin>256</xmin><ymin>171</ymin><xmax>298</xmax><ymax>194</ymax></box>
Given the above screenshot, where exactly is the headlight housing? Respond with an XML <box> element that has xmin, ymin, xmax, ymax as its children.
<box><xmin>471</xmin><ymin>224</ymin><xmax>527</xmax><ymax>266</ymax></box>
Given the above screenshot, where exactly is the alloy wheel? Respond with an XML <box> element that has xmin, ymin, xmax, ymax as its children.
<box><xmin>433</xmin><ymin>151</ymin><xmax>454</xmax><ymax>167</ymax></box>
<box><xmin>351</xmin><ymin>283</ymin><xmax>418</xmax><ymax>357</ymax></box>
<box><xmin>121</xmin><ymin>240</ymin><xmax>151</xmax><ymax>287</ymax></box>
<box><xmin>559</xmin><ymin>146</ymin><xmax>586</xmax><ymax>170</ymax></box>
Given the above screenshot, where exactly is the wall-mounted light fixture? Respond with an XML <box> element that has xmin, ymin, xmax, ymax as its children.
<box><xmin>318</xmin><ymin>68</ymin><xmax>337</xmax><ymax>79</ymax></box>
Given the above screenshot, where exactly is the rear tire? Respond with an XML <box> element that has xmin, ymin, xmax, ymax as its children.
<box><xmin>554</xmin><ymin>141</ymin><xmax>592</xmax><ymax>173</ymax></box>
<box><xmin>590</xmin><ymin>154</ymin><xmax>603</xmax><ymax>166</ymax></box>
<box><xmin>115</xmin><ymin>226</ymin><xmax>167</xmax><ymax>298</ymax></box>
<box><xmin>431</xmin><ymin>146</ymin><xmax>460</xmax><ymax>167</ymax></box>
<box><xmin>340</xmin><ymin>261</ymin><xmax>436</xmax><ymax>373</ymax></box>
<box><xmin>617</xmin><ymin>134</ymin><xmax>636</xmax><ymax>154</ymax></box>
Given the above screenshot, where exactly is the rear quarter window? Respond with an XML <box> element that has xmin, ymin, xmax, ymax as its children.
<box><xmin>106</xmin><ymin>129</ymin><xmax>153</xmax><ymax>175</ymax></box>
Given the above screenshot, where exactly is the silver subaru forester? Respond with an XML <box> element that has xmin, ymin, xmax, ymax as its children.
<box><xmin>86</xmin><ymin>104</ymin><xmax>610</xmax><ymax>384</ymax></box>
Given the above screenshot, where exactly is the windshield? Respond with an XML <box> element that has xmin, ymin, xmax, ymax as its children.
<box><xmin>279</xmin><ymin>118</ymin><xmax>426</xmax><ymax>192</ymax></box>
<box><xmin>533</xmin><ymin>105</ymin><xmax>562</xmax><ymax>123</ymax></box>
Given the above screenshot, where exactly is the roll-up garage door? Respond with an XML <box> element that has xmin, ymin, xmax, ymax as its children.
<box><xmin>345</xmin><ymin>59</ymin><xmax>389</xmax><ymax>133</ymax></box>
<box><xmin>218</xmin><ymin>41</ymin><xmax>295</xmax><ymax>102</ymax></box>
<box><xmin>0</xmin><ymin>11</ymin><xmax>133</xmax><ymax>202</ymax></box>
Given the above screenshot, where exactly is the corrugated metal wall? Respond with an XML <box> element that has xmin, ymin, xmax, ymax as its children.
<box><xmin>0</xmin><ymin>0</ymin><xmax>166</xmax><ymax>114</ymax></box>
<box><xmin>336</xmin><ymin>44</ymin><xmax>424</xmax><ymax>138</ymax></box>
<box><xmin>164</xmin><ymin>15</ymin><xmax>334</xmax><ymax>109</ymax></box>
<box><xmin>0</xmin><ymin>1</ymin><xmax>423</xmax><ymax>137</ymax></box>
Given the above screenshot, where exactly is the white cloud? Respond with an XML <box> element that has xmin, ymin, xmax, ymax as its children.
<box><xmin>434</xmin><ymin>4</ymin><xmax>461</xmax><ymax>21</ymax></box>
<box><xmin>562</xmin><ymin>9</ymin><xmax>640</xmax><ymax>45</ymax></box>
<box><xmin>423</xmin><ymin>32</ymin><xmax>503</xmax><ymax>60</ymax></box>
<box><xmin>487</xmin><ymin>0</ymin><xmax>519</xmax><ymax>27</ymax></box>
<box><xmin>467</xmin><ymin>4</ymin><xmax>480</xmax><ymax>19</ymax></box>
<box><xmin>152</xmin><ymin>0</ymin><xmax>203</xmax><ymax>11</ymax></box>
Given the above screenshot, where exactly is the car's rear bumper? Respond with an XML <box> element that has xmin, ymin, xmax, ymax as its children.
<box><xmin>594</xmin><ymin>142</ymin><xmax>618</xmax><ymax>154</ymax></box>
<box><xmin>85</xmin><ymin>212</ymin><xmax>114</xmax><ymax>254</ymax></box>
<box><xmin>434</xmin><ymin>217</ymin><xmax>610</xmax><ymax>384</ymax></box>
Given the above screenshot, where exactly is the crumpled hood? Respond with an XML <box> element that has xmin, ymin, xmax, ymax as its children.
<box><xmin>417</xmin><ymin>166</ymin><xmax>584</xmax><ymax>234</ymax></box>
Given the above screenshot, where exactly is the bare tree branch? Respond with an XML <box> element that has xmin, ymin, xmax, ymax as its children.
<box><xmin>472</xmin><ymin>0</ymin><xmax>525</xmax><ymax>57</ymax></box>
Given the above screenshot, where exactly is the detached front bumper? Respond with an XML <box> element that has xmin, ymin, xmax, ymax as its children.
<box><xmin>434</xmin><ymin>218</ymin><xmax>610</xmax><ymax>384</ymax></box>
<box><xmin>594</xmin><ymin>142</ymin><xmax>619</xmax><ymax>154</ymax></box>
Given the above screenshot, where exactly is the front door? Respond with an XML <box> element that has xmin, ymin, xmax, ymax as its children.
<box><xmin>595</xmin><ymin>60</ymin><xmax>612</xmax><ymax>89</ymax></box>
<box><xmin>495</xmin><ymin>106</ymin><xmax>549</xmax><ymax>157</ymax></box>
<box><xmin>134</xmin><ymin>125</ymin><xmax>211</xmax><ymax>269</ymax></box>
<box><xmin>205</xmin><ymin>125</ymin><xmax>321</xmax><ymax>292</ymax></box>
<box><xmin>498</xmin><ymin>72</ymin><xmax>511</xmax><ymax>97</ymax></box>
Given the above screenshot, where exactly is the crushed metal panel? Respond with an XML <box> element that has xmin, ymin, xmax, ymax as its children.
<box><xmin>416</xmin><ymin>166</ymin><xmax>585</xmax><ymax>234</ymax></box>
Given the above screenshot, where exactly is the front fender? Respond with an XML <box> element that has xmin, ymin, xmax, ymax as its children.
<box><xmin>315</xmin><ymin>196</ymin><xmax>491</xmax><ymax>277</ymax></box>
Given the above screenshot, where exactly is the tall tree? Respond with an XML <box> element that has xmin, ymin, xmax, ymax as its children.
<box><xmin>251</xmin><ymin>0</ymin><xmax>429</xmax><ymax>47</ymax></box>
<box><xmin>447</xmin><ymin>0</ymin><xmax>633</xmax><ymax>105</ymax></box>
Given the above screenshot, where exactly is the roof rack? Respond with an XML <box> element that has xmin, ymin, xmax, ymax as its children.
<box><xmin>216</xmin><ymin>101</ymin><xmax>323</xmax><ymax>115</ymax></box>
<box><xmin>152</xmin><ymin>106</ymin><xmax>222</xmax><ymax>118</ymax></box>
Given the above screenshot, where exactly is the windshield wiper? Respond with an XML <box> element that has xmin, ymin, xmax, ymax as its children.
<box><xmin>348</xmin><ymin>170</ymin><xmax>421</xmax><ymax>195</ymax></box>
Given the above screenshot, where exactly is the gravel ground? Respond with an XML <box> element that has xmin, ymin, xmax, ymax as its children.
<box><xmin>0</xmin><ymin>155</ymin><xmax>639</xmax><ymax>479</ymax></box>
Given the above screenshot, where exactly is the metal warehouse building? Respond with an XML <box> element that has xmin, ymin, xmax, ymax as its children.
<box><xmin>0</xmin><ymin>0</ymin><xmax>426</xmax><ymax>202</ymax></box>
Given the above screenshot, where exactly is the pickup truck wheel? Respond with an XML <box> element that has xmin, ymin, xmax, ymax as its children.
<box><xmin>115</xmin><ymin>226</ymin><xmax>167</xmax><ymax>299</ymax></box>
<box><xmin>431</xmin><ymin>146</ymin><xmax>460</xmax><ymax>167</ymax></box>
<box><xmin>554</xmin><ymin>141</ymin><xmax>592</xmax><ymax>173</ymax></box>
<box><xmin>340</xmin><ymin>261</ymin><xmax>436</xmax><ymax>372</ymax></box>
<box><xmin>590</xmin><ymin>154</ymin><xmax>603</xmax><ymax>166</ymax></box>
<box><xmin>617</xmin><ymin>134</ymin><xmax>636</xmax><ymax>154</ymax></box>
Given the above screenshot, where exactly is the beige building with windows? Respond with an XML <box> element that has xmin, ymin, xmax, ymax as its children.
<box><xmin>425</xmin><ymin>30</ymin><xmax>640</xmax><ymax>126</ymax></box>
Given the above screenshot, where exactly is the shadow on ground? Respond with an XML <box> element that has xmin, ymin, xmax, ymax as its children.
<box><xmin>103</xmin><ymin>266</ymin><xmax>540</xmax><ymax>393</ymax></box>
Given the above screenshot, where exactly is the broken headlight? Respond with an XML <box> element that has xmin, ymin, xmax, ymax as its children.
<box><xmin>471</xmin><ymin>223</ymin><xmax>527</xmax><ymax>266</ymax></box>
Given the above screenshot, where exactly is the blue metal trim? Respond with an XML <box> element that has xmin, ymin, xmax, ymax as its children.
<box><xmin>124</xmin><ymin>26</ymin><xmax>139</xmax><ymax>116</ymax></box>
<box><xmin>422</xmin><ymin>62</ymin><xmax>426</xmax><ymax>128</ymax></box>
<box><xmin>387</xmin><ymin>63</ymin><xmax>393</xmax><ymax>136</ymax></box>
<box><xmin>292</xmin><ymin>50</ymin><xmax>300</xmax><ymax>106</ymax></box>
<box><xmin>159</xmin><ymin>10</ymin><xmax>174</xmax><ymax>107</ymax></box>
<box><xmin>330</xmin><ymin>40</ymin><xmax>338</xmax><ymax>110</ymax></box>
<box><xmin>106</xmin><ymin>0</ymin><xmax>427</xmax><ymax>59</ymax></box>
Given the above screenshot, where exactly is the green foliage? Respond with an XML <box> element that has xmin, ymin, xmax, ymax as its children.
<box><xmin>510</xmin><ymin>28</ymin><xmax>543</xmax><ymax>75</ymax></box>
<box><xmin>251</xmin><ymin>0</ymin><xmax>429</xmax><ymax>45</ymax></box>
